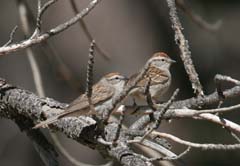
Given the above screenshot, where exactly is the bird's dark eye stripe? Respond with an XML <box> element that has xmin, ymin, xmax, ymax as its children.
<box><xmin>152</xmin><ymin>59</ymin><xmax>165</xmax><ymax>62</ymax></box>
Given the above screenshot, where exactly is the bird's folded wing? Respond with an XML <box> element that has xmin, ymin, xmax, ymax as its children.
<box><xmin>66</xmin><ymin>83</ymin><xmax>114</xmax><ymax>113</ymax></box>
<box><xmin>128</xmin><ymin>67</ymin><xmax>169</xmax><ymax>88</ymax></box>
<box><xmin>33</xmin><ymin>84</ymin><xmax>114</xmax><ymax>129</ymax></box>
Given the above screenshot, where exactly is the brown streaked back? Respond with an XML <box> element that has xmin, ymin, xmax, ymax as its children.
<box><xmin>66</xmin><ymin>83</ymin><xmax>114</xmax><ymax>113</ymax></box>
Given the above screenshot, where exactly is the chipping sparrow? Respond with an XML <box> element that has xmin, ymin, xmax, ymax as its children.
<box><xmin>34</xmin><ymin>72</ymin><xmax>128</xmax><ymax>128</ymax></box>
<box><xmin>128</xmin><ymin>52</ymin><xmax>175</xmax><ymax>103</ymax></box>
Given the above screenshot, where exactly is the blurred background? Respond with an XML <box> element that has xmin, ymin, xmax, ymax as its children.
<box><xmin>0</xmin><ymin>0</ymin><xmax>240</xmax><ymax>165</ymax></box>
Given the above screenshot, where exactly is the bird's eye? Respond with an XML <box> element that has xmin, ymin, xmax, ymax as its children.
<box><xmin>115</xmin><ymin>77</ymin><xmax>119</xmax><ymax>80</ymax></box>
<box><xmin>161</xmin><ymin>59</ymin><xmax>165</xmax><ymax>62</ymax></box>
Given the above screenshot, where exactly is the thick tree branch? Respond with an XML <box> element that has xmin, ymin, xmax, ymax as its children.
<box><xmin>0</xmin><ymin>78</ymin><xmax>154</xmax><ymax>166</ymax></box>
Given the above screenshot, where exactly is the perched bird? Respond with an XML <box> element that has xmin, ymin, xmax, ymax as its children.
<box><xmin>34</xmin><ymin>72</ymin><xmax>128</xmax><ymax>128</ymax></box>
<box><xmin>128</xmin><ymin>52</ymin><xmax>175</xmax><ymax>103</ymax></box>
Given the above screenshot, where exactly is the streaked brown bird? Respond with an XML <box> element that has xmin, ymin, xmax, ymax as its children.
<box><xmin>34</xmin><ymin>72</ymin><xmax>128</xmax><ymax>128</ymax></box>
<box><xmin>128</xmin><ymin>52</ymin><xmax>175</xmax><ymax>103</ymax></box>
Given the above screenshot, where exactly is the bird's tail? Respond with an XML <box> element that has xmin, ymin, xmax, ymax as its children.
<box><xmin>33</xmin><ymin>116</ymin><xmax>60</xmax><ymax>129</ymax></box>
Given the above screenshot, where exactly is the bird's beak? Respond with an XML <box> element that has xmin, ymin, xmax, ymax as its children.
<box><xmin>170</xmin><ymin>59</ymin><xmax>176</xmax><ymax>64</ymax></box>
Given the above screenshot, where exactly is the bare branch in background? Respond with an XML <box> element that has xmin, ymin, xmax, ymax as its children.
<box><xmin>35</xmin><ymin>0</ymin><xmax>59</xmax><ymax>33</ymax></box>
<box><xmin>3</xmin><ymin>26</ymin><xmax>18</xmax><ymax>47</ymax></box>
<box><xmin>176</xmin><ymin>0</ymin><xmax>222</xmax><ymax>32</ymax></box>
<box><xmin>0</xmin><ymin>0</ymin><xmax>102</xmax><ymax>56</ymax></box>
<box><xmin>166</xmin><ymin>0</ymin><xmax>203</xmax><ymax>96</ymax></box>
<box><xmin>69</xmin><ymin>0</ymin><xmax>110</xmax><ymax>60</ymax></box>
<box><xmin>42</xmin><ymin>42</ymin><xmax>82</xmax><ymax>90</ymax></box>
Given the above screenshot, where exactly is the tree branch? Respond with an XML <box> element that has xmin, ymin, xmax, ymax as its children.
<box><xmin>0</xmin><ymin>78</ymin><xmax>154</xmax><ymax>166</ymax></box>
<box><xmin>152</xmin><ymin>131</ymin><xmax>240</xmax><ymax>150</ymax></box>
<box><xmin>166</xmin><ymin>0</ymin><xmax>203</xmax><ymax>96</ymax></box>
<box><xmin>0</xmin><ymin>0</ymin><xmax>102</xmax><ymax>56</ymax></box>
<box><xmin>129</xmin><ymin>83</ymin><xmax>240</xmax><ymax>133</ymax></box>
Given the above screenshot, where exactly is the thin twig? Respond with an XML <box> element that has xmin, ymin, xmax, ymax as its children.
<box><xmin>166</xmin><ymin>0</ymin><xmax>203</xmax><ymax>96</ymax></box>
<box><xmin>36</xmin><ymin>0</ymin><xmax>59</xmax><ymax>34</ymax></box>
<box><xmin>138</xmin><ymin>89</ymin><xmax>179</xmax><ymax>143</ymax></box>
<box><xmin>112</xmin><ymin>106</ymin><xmax>126</xmax><ymax>144</ymax></box>
<box><xmin>144</xmin><ymin>77</ymin><xmax>157</xmax><ymax>112</ymax></box>
<box><xmin>34</xmin><ymin>0</ymin><xmax>59</xmax><ymax>36</ymax></box>
<box><xmin>214</xmin><ymin>74</ymin><xmax>225</xmax><ymax>108</ymax></box>
<box><xmin>144</xmin><ymin>77</ymin><xmax>156</xmax><ymax>123</ymax></box>
<box><xmin>148</xmin><ymin>146</ymin><xmax>191</xmax><ymax>161</ymax></box>
<box><xmin>69</xmin><ymin>0</ymin><xmax>110</xmax><ymax>60</ymax></box>
<box><xmin>191</xmin><ymin>103</ymin><xmax>240</xmax><ymax>115</ymax></box>
<box><xmin>230</xmin><ymin>132</ymin><xmax>240</xmax><ymax>143</ymax></box>
<box><xmin>215</xmin><ymin>74</ymin><xmax>240</xmax><ymax>86</ymax></box>
<box><xmin>39</xmin><ymin>0</ymin><xmax>58</xmax><ymax>24</ymax></box>
<box><xmin>223</xmin><ymin>128</ymin><xmax>240</xmax><ymax>143</ymax></box>
<box><xmin>157</xmin><ymin>89</ymin><xmax>179</xmax><ymax>120</ymax></box>
<box><xmin>3</xmin><ymin>26</ymin><xmax>18</xmax><ymax>47</ymax></box>
<box><xmin>0</xmin><ymin>0</ymin><xmax>102</xmax><ymax>56</ymax></box>
<box><xmin>33</xmin><ymin>0</ymin><xmax>59</xmax><ymax>37</ymax></box>
<box><xmin>152</xmin><ymin>131</ymin><xmax>240</xmax><ymax>150</ymax></box>
<box><xmin>134</xmin><ymin>138</ymin><xmax>177</xmax><ymax>158</ymax></box>
<box><xmin>36</xmin><ymin>0</ymin><xmax>42</xmax><ymax>33</ymax></box>
<box><xmin>86</xmin><ymin>40</ymin><xmax>96</xmax><ymax>114</ymax></box>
